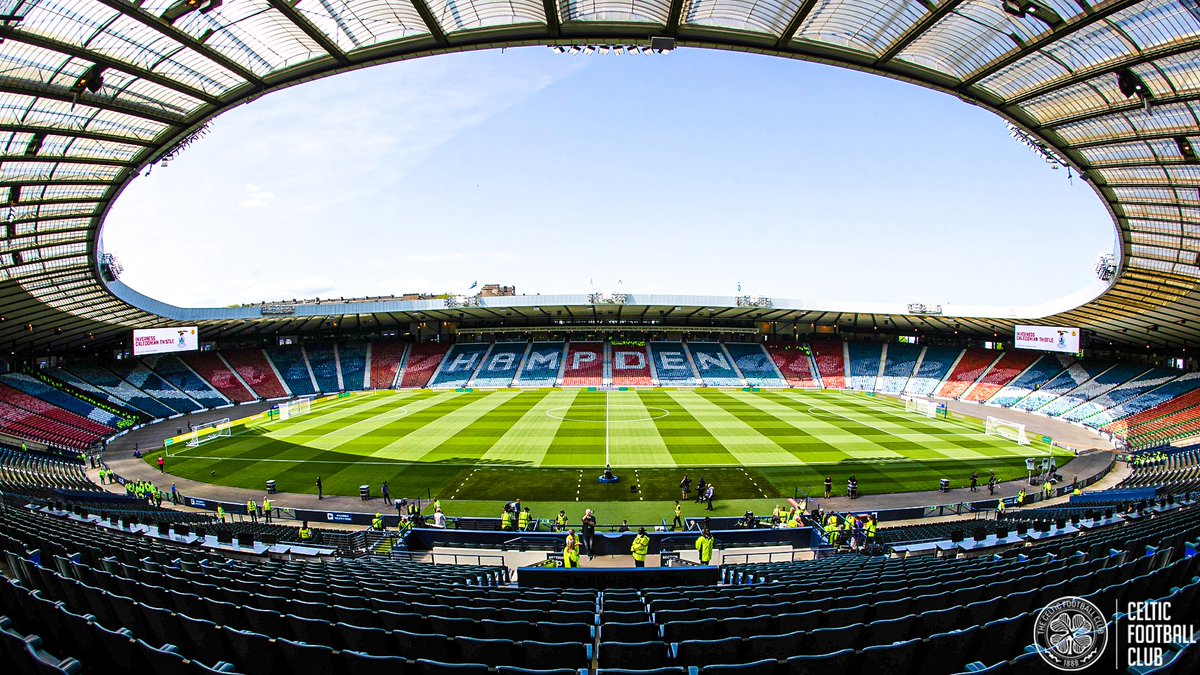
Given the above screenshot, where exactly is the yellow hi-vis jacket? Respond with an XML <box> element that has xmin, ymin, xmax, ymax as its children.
<box><xmin>631</xmin><ymin>534</ymin><xmax>650</xmax><ymax>562</ymax></box>
<box><xmin>518</xmin><ymin>511</ymin><xmax>529</xmax><ymax>530</ymax></box>
<box><xmin>695</xmin><ymin>535</ymin><xmax>714</xmax><ymax>564</ymax></box>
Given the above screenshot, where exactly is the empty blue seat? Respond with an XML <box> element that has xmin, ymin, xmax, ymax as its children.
<box><xmin>784</xmin><ymin>649</ymin><xmax>856</xmax><ymax>674</ymax></box>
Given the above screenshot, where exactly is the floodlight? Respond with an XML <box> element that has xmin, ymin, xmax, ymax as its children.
<box><xmin>1116</xmin><ymin>69</ymin><xmax>1149</xmax><ymax>100</ymax></box>
<box><xmin>70</xmin><ymin>63</ymin><xmax>106</xmax><ymax>94</ymax></box>
<box><xmin>1176</xmin><ymin>136</ymin><xmax>1198</xmax><ymax>164</ymax></box>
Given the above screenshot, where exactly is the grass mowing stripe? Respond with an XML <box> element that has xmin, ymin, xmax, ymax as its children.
<box><xmin>372</xmin><ymin>390</ymin><xmax>526</xmax><ymax>462</ymax></box>
<box><xmin>480</xmin><ymin>389</ymin><xmax>580</xmax><ymax>466</ymax></box>
<box><xmin>664</xmin><ymin>390</ymin><xmax>796</xmax><ymax>466</ymax></box>
<box><xmin>266</xmin><ymin>391</ymin><xmax>417</xmax><ymax>440</ymax></box>
<box><xmin>757</xmin><ymin>390</ymin><xmax>908</xmax><ymax>459</ymax></box>
<box><xmin>719</xmin><ymin>391</ymin><xmax>871</xmax><ymax>463</ymax></box>
<box><xmin>605</xmin><ymin>391</ymin><xmax>675</xmax><ymax>468</ymax></box>
<box><xmin>301</xmin><ymin>391</ymin><xmax>456</xmax><ymax>452</ymax></box>
<box><xmin>636</xmin><ymin>390</ymin><xmax>740</xmax><ymax>467</ymax></box>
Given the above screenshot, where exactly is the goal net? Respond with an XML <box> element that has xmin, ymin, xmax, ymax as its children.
<box><xmin>986</xmin><ymin>416</ymin><xmax>1031</xmax><ymax>446</ymax></box>
<box><xmin>185</xmin><ymin>418</ymin><xmax>231</xmax><ymax>448</ymax></box>
<box><xmin>277</xmin><ymin>398</ymin><xmax>312</xmax><ymax>421</ymax></box>
<box><xmin>904</xmin><ymin>397</ymin><xmax>941</xmax><ymax>418</ymax></box>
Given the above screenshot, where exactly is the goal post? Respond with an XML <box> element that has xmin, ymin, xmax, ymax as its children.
<box><xmin>904</xmin><ymin>396</ymin><xmax>942</xmax><ymax>419</ymax></box>
<box><xmin>985</xmin><ymin>416</ymin><xmax>1031</xmax><ymax>446</ymax></box>
<box><xmin>182</xmin><ymin>418</ymin><xmax>231</xmax><ymax>450</ymax></box>
<box><xmin>276</xmin><ymin>398</ymin><xmax>312</xmax><ymax>421</ymax></box>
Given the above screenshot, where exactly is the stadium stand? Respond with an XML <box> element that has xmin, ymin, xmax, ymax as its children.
<box><xmin>1064</xmin><ymin>367</ymin><xmax>1184</xmax><ymax>425</ymax></box>
<box><xmin>180</xmin><ymin>352</ymin><xmax>256</xmax><ymax>403</ymax></box>
<box><xmin>1035</xmin><ymin>363</ymin><xmax>1150</xmax><ymax>418</ymax></box>
<box><xmin>1116</xmin><ymin>394</ymin><xmax>1200</xmax><ymax>449</ymax></box>
<box><xmin>58</xmin><ymin>365</ymin><xmax>176</xmax><ymax>419</ymax></box>
<box><xmin>471</xmin><ymin>343</ymin><xmax>527</xmax><ymax>388</ymax></box>
<box><xmin>902</xmin><ymin>346</ymin><xmax>960</xmax><ymax>398</ymax></box>
<box><xmin>264</xmin><ymin>347</ymin><xmax>317</xmax><ymax>396</ymax></box>
<box><xmin>1098</xmin><ymin>372</ymin><xmax>1200</xmax><ymax>431</ymax></box>
<box><xmin>1013</xmin><ymin>359</ymin><xmax>1106</xmax><ymax>412</ymax></box>
<box><xmin>962</xmin><ymin>350</ymin><xmax>1040</xmax><ymax>403</ymax></box>
<box><xmin>143</xmin><ymin>354</ymin><xmax>229</xmax><ymax>409</ymax></box>
<box><xmin>562</xmin><ymin>342</ymin><xmax>603</xmax><ymax>387</ymax></box>
<box><xmin>515</xmin><ymin>342</ymin><xmax>564</xmax><ymax>387</ymax></box>
<box><xmin>612</xmin><ymin>344</ymin><xmax>653</xmax><ymax>386</ymax></box>
<box><xmin>651</xmin><ymin>342</ymin><xmax>700</xmax><ymax>386</ymax></box>
<box><xmin>0</xmin><ymin>385</ymin><xmax>110</xmax><ymax>449</ymax></box>
<box><xmin>398</xmin><ymin>343</ymin><xmax>447</xmax><ymax>389</ymax></box>
<box><xmin>0</xmin><ymin>384</ymin><xmax>115</xmax><ymax>440</ymax></box>
<box><xmin>809</xmin><ymin>339</ymin><xmax>846</xmax><ymax>389</ymax></box>
<box><xmin>304</xmin><ymin>344</ymin><xmax>341</xmax><ymax>393</ymax></box>
<box><xmin>0</xmin><ymin>373</ymin><xmax>122</xmax><ymax>429</ymax></box>
<box><xmin>845</xmin><ymin>342</ymin><xmax>883</xmax><ymax>391</ymax></box>
<box><xmin>685</xmin><ymin>342</ymin><xmax>742</xmax><ymax>387</ymax></box>
<box><xmin>430</xmin><ymin>344</ymin><xmax>490</xmax><ymax>388</ymax></box>
<box><xmin>107</xmin><ymin>361</ymin><xmax>202</xmax><ymax>415</ymax></box>
<box><xmin>987</xmin><ymin>353</ymin><xmax>1071</xmax><ymax>408</ymax></box>
<box><xmin>0</xmin><ymin>447</ymin><xmax>100</xmax><ymax>495</ymax></box>
<box><xmin>222</xmin><ymin>350</ymin><xmax>289</xmax><ymax>399</ymax></box>
<box><xmin>765</xmin><ymin>344</ymin><xmax>819</xmax><ymax>388</ymax></box>
<box><xmin>339</xmin><ymin>343</ymin><xmax>368</xmax><ymax>391</ymax></box>
<box><xmin>876</xmin><ymin>343</ymin><xmax>920</xmax><ymax>393</ymax></box>
<box><xmin>935</xmin><ymin>348</ymin><xmax>998</xmax><ymax>399</ymax></box>
<box><xmin>725</xmin><ymin>343</ymin><xmax>786</xmax><ymax>387</ymax></box>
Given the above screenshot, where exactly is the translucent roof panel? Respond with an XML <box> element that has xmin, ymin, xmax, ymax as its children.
<box><xmin>559</xmin><ymin>0</ymin><xmax>673</xmax><ymax>24</ymax></box>
<box><xmin>289</xmin><ymin>0</ymin><xmax>432</xmax><ymax>52</ymax></box>
<box><xmin>894</xmin><ymin>0</ymin><xmax>1069</xmax><ymax>79</ymax></box>
<box><xmin>423</xmin><ymin>0</ymin><xmax>547</xmax><ymax>34</ymax></box>
<box><xmin>795</xmin><ymin>0</ymin><xmax>928</xmax><ymax>58</ymax></box>
<box><xmin>681</xmin><ymin>0</ymin><xmax>805</xmax><ymax>36</ymax></box>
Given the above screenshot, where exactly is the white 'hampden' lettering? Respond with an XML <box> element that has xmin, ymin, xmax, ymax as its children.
<box><xmin>489</xmin><ymin>353</ymin><xmax>516</xmax><ymax>371</ymax></box>
<box><xmin>660</xmin><ymin>352</ymin><xmax>687</xmax><ymax>370</ymax></box>
<box><xmin>695</xmin><ymin>352</ymin><xmax>728</xmax><ymax>371</ymax></box>
<box><xmin>571</xmin><ymin>351</ymin><xmax>597</xmax><ymax>370</ymax></box>
<box><xmin>526</xmin><ymin>351</ymin><xmax>559</xmax><ymax>370</ymax></box>
<box><xmin>614</xmin><ymin>351</ymin><xmax>645</xmax><ymax>370</ymax></box>
<box><xmin>448</xmin><ymin>352</ymin><xmax>481</xmax><ymax>372</ymax></box>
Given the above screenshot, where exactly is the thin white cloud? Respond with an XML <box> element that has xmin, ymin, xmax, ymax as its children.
<box><xmin>403</xmin><ymin>252</ymin><xmax>514</xmax><ymax>263</ymax></box>
<box><xmin>237</xmin><ymin>184</ymin><xmax>275</xmax><ymax>209</ymax></box>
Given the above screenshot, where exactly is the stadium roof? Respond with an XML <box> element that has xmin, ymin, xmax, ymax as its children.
<box><xmin>1</xmin><ymin>0</ymin><xmax>1199</xmax><ymax>353</ymax></box>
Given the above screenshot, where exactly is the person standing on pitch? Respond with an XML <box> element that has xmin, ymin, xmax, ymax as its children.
<box><xmin>680</xmin><ymin>475</ymin><xmax>691</xmax><ymax>500</ymax></box>
<box><xmin>695</xmin><ymin>477</ymin><xmax>707</xmax><ymax>503</ymax></box>
<box><xmin>581</xmin><ymin>509</ymin><xmax>597</xmax><ymax>560</ymax></box>
<box><xmin>631</xmin><ymin>527</ymin><xmax>650</xmax><ymax>567</ymax></box>
<box><xmin>315</xmin><ymin>476</ymin><xmax>322</xmax><ymax>500</ymax></box>
<box><xmin>157</xmin><ymin>455</ymin><xmax>165</xmax><ymax>473</ymax></box>
<box><xmin>672</xmin><ymin>501</ymin><xmax>683</xmax><ymax>531</ymax></box>
<box><xmin>824</xmin><ymin>476</ymin><xmax>832</xmax><ymax>499</ymax></box>
<box><xmin>695</xmin><ymin>528</ymin><xmax>714</xmax><ymax>565</ymax></box>
<box><xmin>381</xmin><ymin>481</ymin><xmax>391</xmax><ymax>506</ymax></box>
<box><xmin>970</xmin><ymin>472</ymin><xmax>978</xmax><ymax>492</ymax></box>
<box><xmin>704</xmin><ymin>484</ymin><xmax>715</xmax><ymax>511</ymax></box>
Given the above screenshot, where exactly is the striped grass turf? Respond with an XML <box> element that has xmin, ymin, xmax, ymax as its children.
<box><xmin>153</xmin><ymin>389</ymin><xmax>1071</xmax><ymax>505</ymax></box>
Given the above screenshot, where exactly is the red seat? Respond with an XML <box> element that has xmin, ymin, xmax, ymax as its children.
<box><xmin>369</xmin><ymin>342</ymin><xmax>407</xmax><ymax>389</ymax></box>
<box><xmin>181</xmin><ymin>352</ymin><xmax>256</xmax><ymax>403</ymax></box>
<box><xmin>562</xmin><ymin>342</ymin><xmax>603</xmax><ymax>387</ymax></box>
<box><xmin>399</xmin><ymin>343</ymin><xmax>449</xmax><ymax>388</ymax></box>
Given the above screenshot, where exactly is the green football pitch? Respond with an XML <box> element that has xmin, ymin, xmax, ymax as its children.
<box><xmin>151</xmin><ymin>389</ymin><xmax>1071</xmax><ymax>519</ymax></box>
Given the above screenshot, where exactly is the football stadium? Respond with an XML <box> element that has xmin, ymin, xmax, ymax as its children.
<box><xmin>2</xmin><ymin>1</ymin><xmax>1200</xmax><ymax>674</ymax></box>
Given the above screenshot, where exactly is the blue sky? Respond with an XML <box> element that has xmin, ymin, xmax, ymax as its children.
<box><xmin>103</xmin><ymin>46</ymin><xmax>1114</xmax><ymax>309</ymax></box>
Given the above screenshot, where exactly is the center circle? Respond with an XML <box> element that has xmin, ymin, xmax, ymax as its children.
<box><xmin>545</xmin><ymin>405</ymin><xmax>670</xmax><ymax>423</ymax></box>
